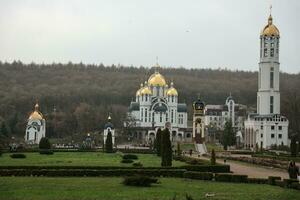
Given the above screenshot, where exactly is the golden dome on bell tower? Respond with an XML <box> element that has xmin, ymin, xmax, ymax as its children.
<box><xmin>261</xmin><ymin>7</ymin><xmax>280</xmax><ymax>37</ymax></box>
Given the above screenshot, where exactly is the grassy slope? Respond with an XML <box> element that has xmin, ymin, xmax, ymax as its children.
<box><xmin>0</xmin><ymin>152</ymin><xmax>185</xmax><ymax>167</ymax></box>
<box><xmin>0</xmin><ymin>177</ymin><xmax>299</xmax><ymax>200</ymax></box>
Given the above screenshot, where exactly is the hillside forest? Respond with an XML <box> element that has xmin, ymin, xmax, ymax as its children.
<box><xmin>0</xmin><ymin>61</ymin><xmax>299</xmax><ymax>143</ymax></box>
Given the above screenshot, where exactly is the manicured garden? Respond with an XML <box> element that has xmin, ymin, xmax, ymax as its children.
<box><xmin>0</xmin><ymin>177</ymin><xmax>299</xmax><ymax>200</ymax></box>
<box><xmin>0</xmin><ymin>152</ymin><xmax>186</xmax><ymax>167</ymax></box>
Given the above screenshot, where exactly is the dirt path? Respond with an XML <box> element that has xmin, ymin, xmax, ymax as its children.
<box><xmin>192</xmin><ymin>155</ymin><xmax>289</xmax><ymax>179</ymax></box>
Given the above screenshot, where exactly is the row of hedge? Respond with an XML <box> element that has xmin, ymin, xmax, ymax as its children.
<box><xmin>0</xmin><ymin>169</ymin><xmax>185</xmax><ymax>177</ymax></box>
<box><xmin>0</xmin><ymin>165</ymin><xmax>230</xmax><ymax>173</ymax></box>
<box><xmin>252</xmin><ymin>154</ymin><xmax>300</xmax><ymax>162</ymax></box>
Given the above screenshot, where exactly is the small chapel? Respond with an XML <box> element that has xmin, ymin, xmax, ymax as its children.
<box><xmin>25</xmin><ymin>103</ymin><xmax>46</xmax><ymax>144</ymax></box>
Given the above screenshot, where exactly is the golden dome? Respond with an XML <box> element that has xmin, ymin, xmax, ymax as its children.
<box><xmin>136</xmin><ymin>83</ymin><xmax>143</xmax><ymax>96</ymax></box>
<box><xmin>29</xmin><ymin>103</ymin><xmax>43</xmax><ymax>120</ymax></box>
<box><xmin>261</xmin><ymin>15</ymin><xmax>280</xmax><ymax>37</ymax></box>
<box><xmin>148</xmin><ymin>71</ymin><xmax>166</xmax><ymax>87</ymax></box>
<box><xmin>140</xmin><ymin>86</ymin><xmax>152</xmax><ymax>95</ymax></box>
<box><xmin>166</xmin><ymin>82</ymin><xmax>178</xmax><ymax>96</ymax></box>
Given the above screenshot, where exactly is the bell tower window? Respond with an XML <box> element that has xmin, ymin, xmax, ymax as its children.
<box><xmin>270</xmin><ymin>67</ymin><xmax>274</xmax><ymax>88</ymax></box>
<box><xmin>270</xmin><ymin>96</ymin><xmax>274</xmax><ymax>114</ymax></box>
<box><xmin>270</xmin><ymin>48</ymin><xmax>274</xmax><ymax>57</ymax></box>
<box><xmin>264</xmin><ymin>49</ymin><xmax>267</xmax><ymax>57</ymax></box>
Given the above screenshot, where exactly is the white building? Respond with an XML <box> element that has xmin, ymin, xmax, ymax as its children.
<box><xmin>244</xmin><ymin>13</ymin><xmax>289</xmax><ymax>150</ymax></box>
<box><xmin>204</xmin><ymin>95</ymin><xmax>247</xmax><ymax>131</ymax></box>
<box><xmin>126</xmin><ymin>65</ymin><xmax>191</xmax><ymax>143</ymax></box>
<box><xmin>25</xmin><ymin>103</ymin><xmax>46</xmax><ymax>144</ymax></box>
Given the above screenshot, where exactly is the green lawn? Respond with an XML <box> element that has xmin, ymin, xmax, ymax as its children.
<box><xmin>0</xmin><ymin>152</ymin><xmax>185</xmax><ymax>167</ymax></box>
<box><xmin>0</xmin><ymin>177</ymin><xmax>299</xmax><ymax>200</ymax></box>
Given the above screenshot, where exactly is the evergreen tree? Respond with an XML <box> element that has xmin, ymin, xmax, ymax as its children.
<box><xmin>39</xmin><ymin>137</ymin><xmax>51</xmax><ymax>149</ymax></box>
<box><xmin>155</xmin><ymin>128</ymin><xmax>162</xmax><ymax>156</ymax></box>
<box><xmin>221</xmin><ymin>121</ymin><xmax>235</xmax><ymax>150</ymax></box>
<box><xmin>211</xmin><ymin>149</ymin><xmax>216</xmax><ymax>165</ymax></box>
<box><xmin>290</xmin><ymin>137</ymin><xmax>297</xmax><ymax>157</ymax></box>
<box><xmin>105</xmin><ymin>131</ymin><xmax>113</xmax><ymax>153</ymax></box>
<box><xmin>161</xmin><ymin>128</ymin><xmax>172</xmax><ymax>167</ymax></box>
<box><xmin>176</xmin><ymin>142</ymin><xmax>182</xmax><ymax>157</ymax></box>
<box><xmin>0</xmin><ymin>122</ymin><xmax>8</xmax><ymax>137</ymax></box>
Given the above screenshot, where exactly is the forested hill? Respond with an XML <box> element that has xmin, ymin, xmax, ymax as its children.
<box><xmin>0</xmin><ymin>61</ymin><xmax>299</xmax><ymax>138</ymax></box>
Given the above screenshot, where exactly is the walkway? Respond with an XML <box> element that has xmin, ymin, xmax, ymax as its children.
<box><xmin>192</xmin><ymin>155</ymin><xmax>289</xmax><ymax>179</ymax></box>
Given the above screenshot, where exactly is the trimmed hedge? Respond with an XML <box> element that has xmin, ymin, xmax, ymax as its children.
<box><xmin>183</xmin><ymin>171</ymin><xmax>213</xmax><ymax>180</ymax></box>
<box><xmin>118</xmin><ymin>149</ymin><xmax>154</xmax><ymax>154</ymax></box>
<box><xmin>39</xmin><ymin>150</ymin><xmax>54</xmax><ymax>155</ymax></box>
<box><xmin>247</xmin><ymin>178</ymin><xmax>268</xmax><ymax>184</ymax></box>
<box><xmin>215</xmin><ymin>173</ymin><xmax>248</xmax><ymax>183</ymax></box>
<box><xmin>275</xmin><ymin>180</ymin><xmax>285</xmax><ymax>187</ymax></box>
<box><xmin>121</xmin><ymin>159</ymin><xmax>134</xmax><ymax>163</ymax></box>
<box><xmin>268</xmin><ymin>176</ymin><xmax>281</xmax><ymax>185</ymax></box>
<box><xmin>123</xmin><ymin>175</ymin><xmax>159</xmax><ymax>187</ymax></box>
<box><xmin>10</xmin><ymin>154</ymin><xmax>26</xmax><ymax>159</ymax></box>
<box><xmin>0</xmin><ymin>169</ymin><xmax>186</xmax><ymax>177</ymax></box>
<box><xmin>182</xmin><ymin>165</ymin><xmax>230</xmax><ymax>173</ymax></box>
<box><xmin>122</xmin><ymin>154</ymin><xmax>138</xmax><ymax>160</ymax></box>
<box><xmin>283</xmin><ymin>179</ymin><xmax>299</xmax><ymax>188</ymax></box>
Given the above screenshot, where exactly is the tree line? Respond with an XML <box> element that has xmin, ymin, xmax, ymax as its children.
<box><xmin>0</xmin><ymin>61</ymin><xmax>299</xmax><ymax>143</ymax></box>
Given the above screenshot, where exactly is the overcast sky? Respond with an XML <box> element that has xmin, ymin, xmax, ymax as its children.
<box><xmin>0</xmin><ymin>0</ymin><xmax>299</xmax><ymax>73</ymax></box>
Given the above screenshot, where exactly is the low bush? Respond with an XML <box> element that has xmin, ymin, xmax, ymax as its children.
<box><xmin>132</xmin><ymin>162</ymin><xmax>143</xmax><ymax>167</ymax></box>
<box><xmin>215</xmin><ymin>173</ymin><xmax>248</xmax><ymax>183</ymax></box>
<box><xmin>247</xmin><ymin>178</ymin><xmax>268</xmax><ymax>184</ymax></box>
<box><xmin>123</xmin><ymin>175</ymin><xmax>159</xmax><ymax>187</ymax></box>
<box><xmin>121</xmin><ymin>159</ymin><xmax>134</xmax><ymax>164</ymax></box>
<box><xmin>290</xmin><ymin>182</ymin><xmax>300</xmax><ymax>190</ymax></box>
<box><xmin>283</xmin><ymin>179</ymin><xmax>299</xmax><ymax>188</ymax></box>
<box><xmin>39</xmin><ymin>137</ymin><xmax>51</xmax><ymax>150</ymax></box>
<box><xmin>268</xmin><ymin>176</ymin><xmax>281</xmax><ymax>185</ymax></box>
<box><xmin>274</xmin><ymin>180</ymin><xmax>285</xmax><ymax>187</ymax></box>
<box><xmin>122</xmin><ymin>154</ymin><xmax>138</xmax><ymax>160</ymax></box>
<box><xmin>39</xmin><ymin>150</ymin><xmax>54</xmax><ymax>155</ymax></box>
<box><xmin>183</xmin><ymin>171</ymin><xmax>213</xmax><ymax>180</ymax></box>
<box><xmin>10</xmin><ymin>154</ymin><xmax>26</xmax><ymax>159</ymax></box>
<box><xmin>118</xmin><ymin>149</ymin><xmax>154</xmax><ymax>154</ymax></box>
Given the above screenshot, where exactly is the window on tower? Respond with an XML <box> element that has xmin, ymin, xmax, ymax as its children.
<box><xmin>264</xmin><ymin>49</ymin><xmax>267</xmax><ymax>57</ymax></box>
<box><xmin>271</xmin><ymin>43</ymin><xmax>274</xmax><ymax>47</ymax></box>
<box><xmin>270</xmin><ymin>48</ymin><xmax>274</xmax><ymax>57</ymax></box>
<box><xmin>270</xmin><ymin>67</ymin><xmax>274</xmax><ymax>88</ymax></box>
<box><xmin>270</xmin><ymin>96</ymin><xmax>274</xmax><ymax>114</ymax></box>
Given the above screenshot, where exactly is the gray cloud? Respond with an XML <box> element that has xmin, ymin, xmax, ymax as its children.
<box><xmin>0</xmin><ymin>0</ymin><xmax>299</xmax><ymax>73</ymax></box>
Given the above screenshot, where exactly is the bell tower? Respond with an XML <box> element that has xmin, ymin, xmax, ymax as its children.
<box><xmin>257</xmin><ymin>10</ymin><xmax>280</xmax><ymax>115</ymax></box>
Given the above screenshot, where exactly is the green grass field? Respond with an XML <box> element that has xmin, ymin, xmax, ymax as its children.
<box><xmin>0</xmin><ymin>152</ymin><xmax>186</xmax><ymax>167</ymax></box>
<box><xmin>0</xmin><ymin>177</ymin><xmax>299</xmax><ymax>200</ymax></box>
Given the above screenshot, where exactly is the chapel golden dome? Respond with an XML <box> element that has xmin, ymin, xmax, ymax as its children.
<box><xmin>261</xmin><ymin>15</ymin><xmax>280</xmax><ymax>37</ymax></box>
<box><xmin>29</xmin><ymin>103</ymin><xmax>43</xmax><ymax>120</ymax></box>
<box><xmin>148</xmin><ymin>71</ymin><xmax>166</xmax><ymax>87</ymax></box>
<box><xmin>136</xmin><ymin>83</ymin><xmax>143</xmax><ymax>96</ymax></box>
<box><xmin>140</xmin><ymin>86</ymin><xmax>152</xmax><ymax>95</ymax></box>
<box><xmin>166</xmin><ymin>82</ymin><xmax>178</xmax><ymax>96</ymax></box>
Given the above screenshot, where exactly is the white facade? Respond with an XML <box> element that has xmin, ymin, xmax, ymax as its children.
<box><xmin>127</xmin><ymin>68</ymin><xmax>190</xmax><ymax>143</ymax></box>
<box><xmin>25</xmin><ymin>104</ymin><xmax>46</xmax><ymax>144</ymax></box>
<box><xmin>244</xmin><ymin>14</ymin><xmax>289</xmax><ymax>149</ymax></box>
<box><xmin>204</xmin><ymin>96</ymin><xmax>246</xmax><ymax>131</ymax></box>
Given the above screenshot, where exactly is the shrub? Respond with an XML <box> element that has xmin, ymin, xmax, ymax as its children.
<box><xmin>215</xmin><ymin>173</ymin><xmax>248</xmax><ymax>183</ymax></box>
<box><xmin>132</xmin><ymin>162</ymin><xmax>143</xmax><ymax>167</ymax></box>
<box><xmin>105</xmin><ymin>131</ymin><xmax>113</xmax><ymax>153</ymax></box>
<box><xmin>247</xmin><ymin>178</ymin><xmax>268</xmax><ymax>184</ymax></box>
<box><xmin>121</xmin><ymin>159</ymin><xmax>134</xmax><ymax>163</ymax></box>
<box><xmin>39</xmin><ymin>149</ymin><xmax>54</xmax><ymax>155</ymax></box>
<box><xmin>268</xmin><ymin>176</ymin><xmax>281</xmax><ymax>185</ymax></box>
<box><xmin>123</xmin><ymin>175</ymin><xmax>159</xmax><ymax>187</ymax></box>
<box><xmin>161</xmin><ymin>128</ymin><xmax>172</xmax><ymax>167</ymax></box>
<box><xmin>283</xmin><ymin>179</ymin><xmax>299</xmax><ymax>188</ymax></box>
<box><xmin>183</xmin><ymin>171</ymin><xmax>213</xmax><ymax>180</ymax></box>
<box><xmin>10</xmin><ymin>154</ymin><xmax>26</xmax><ymax>159</ymax></box>
<box><xmin>290</xmin><ymin>182</ymin><xmax>300</xmax><ymax>190</ymax></box>
<box><xmin>39</xmin><ymin>137</ymin><xmax>51</xmax><ymax>149</ymax></box>
<box><xmin>122</xmin><ymin>154</ymin><xmax>138</xmax><ymax>160</ymax></box>
<box><xmin>274</xmin><ymin>180</ymin><xmax>285</xmax><ymax>187</ymax></box>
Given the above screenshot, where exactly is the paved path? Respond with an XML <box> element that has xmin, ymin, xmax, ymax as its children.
<box><xmin>192</xmin><ymin>155</ymin><xmax>289</xmax><ymax>179</ymax></box>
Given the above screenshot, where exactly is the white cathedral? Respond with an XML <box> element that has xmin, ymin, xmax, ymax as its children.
<box><xmin>25</xmin><ymin>103</ymin><xmax>46</xmax><ymax>144</ymax></box>
<box><xmin>126</xmin><ymin>67</ymin><xmax>191</xmax><ymax>143</ymax></box>
<box><xmin>244</xmin><ymin>13</ymin><xmax>289</xmax><ymax>150</ymax></box>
